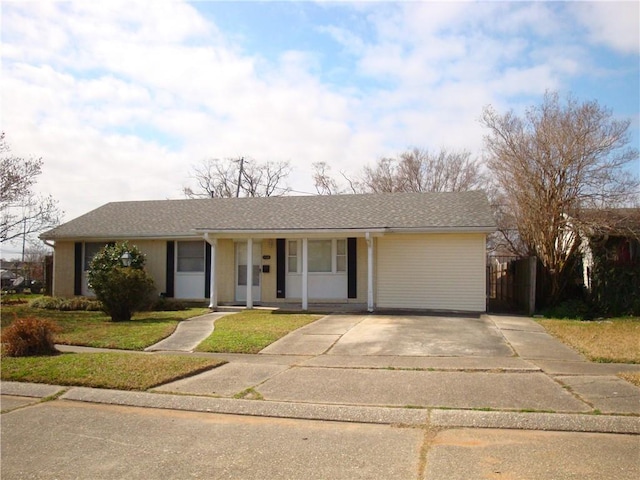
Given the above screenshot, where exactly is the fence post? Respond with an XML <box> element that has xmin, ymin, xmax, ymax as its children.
<box><xmin>528</xmin><ymin>256</ymin><xmax>537</xmax><ymax>315</ymax></box>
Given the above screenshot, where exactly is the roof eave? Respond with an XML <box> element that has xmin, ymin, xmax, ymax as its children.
<box><xmin>194</xmin><ymin>228</ymin><xmax>388</xmax><ymax>238</ymax></box>
<box><xmin>386</xmin><ymin>226</ymin><xmax>496</xmax><ymax>234</ymax></box>
<box><xmin>196</xmin><ymin>226</ymin><xmax>497</xmax><ymax>237</ymax></box>
<box><xmin>41</xmin><ymin>225</ymin><xmax>496</xmax><ymax>242</ymax></box>
<box><xmin>38</xmin><ymin>232</ymin><xmax>199</xmax><ymax>242</ymax></box>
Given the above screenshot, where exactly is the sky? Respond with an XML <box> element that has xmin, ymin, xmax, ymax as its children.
<box><xmin>1</xmin><ymin>0</ymin><xmax>639</xmax><ymax>256</ymax></box>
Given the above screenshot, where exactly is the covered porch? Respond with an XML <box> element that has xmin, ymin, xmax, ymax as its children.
<box><xmin>200</xmin><ymin>231</ymin><xmax>379</xmax><ymax>312</ymax></box>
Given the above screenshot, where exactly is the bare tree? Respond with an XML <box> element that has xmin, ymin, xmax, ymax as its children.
<box><xmin>362</xmin><ymin>148</ymin><xmax>485</xmax><ymax>193</ymax></box>
<box><xmin>481</xmin><ymin>91</ymin><xmax>639</xmax><ymax>303</ymax></box>
<box><xmin>312</xmin><ymin>148</ymin><xmax>485</xmax><ymax>196</ymax></box>
<box><xmin>184</xmin><ymin>157</ymin><xmax>291</xmax><ymax>198</ymax></box>
<box><xmin>0</xmin><ymin>133</ymin><xmax>61</xmax><ymax>245</ymax></box>
<box><xmin>362</xmin><ymin>157</ymin><xmax>400</xmax><ymax>193</ymax></box>
<box><xmin>312</xmin><ymin>162</ymin><xmax>339</xmax><ymax>195</ymax></box>
<box><xmin>312</xmin><ymin>161</ymin><xmax>365</xmax><ymax>195</ymax></box>
<box><xmin>21</xmin><ymin>242</ymin><xmax>51</xmax><ymax>282</ymax></box>
<box><xmin>182</xmin><ymin>158</ymin><xmax>236</xmax><ymax>199</ymax></box>
<box><xmin>241</xmin><ymin>160</ymin><xmax>291</xmax><ymax>197</ymax></box>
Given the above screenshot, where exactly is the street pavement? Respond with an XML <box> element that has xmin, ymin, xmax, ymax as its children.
<box><xmin>1</xmin><ymin>313</ymin><xmax>639</xmax><ymax>479</ymax></box>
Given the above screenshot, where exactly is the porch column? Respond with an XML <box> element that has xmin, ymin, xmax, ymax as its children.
<box><xmin>246</xmin><ymin>238</ymin><xmax>253</xmax><ymax>309</ymax></box>
<box><xmin>302</xmin><ymin>237</ymin><xmax>308</xmax><ymax>311</ymax></box>
<box><xmin>366</xmin><ymin>232</ymin><xmax>374</xmax><ymax>312</ymax></box>
<box><xmin>207</xmin><ymin>237</ymin><xmax>217</xmax><ymax>309</ymax></box>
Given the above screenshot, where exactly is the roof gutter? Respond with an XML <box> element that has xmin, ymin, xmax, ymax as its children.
<box><xmin>193</xmin><ymin>228</ymin><xmax>389</xmax><ymax>238</ymax></box>
<box><xmin>385</xmin><ymin>226</ymin><xmax>497</xmax><ymax>234</ymax></box>
<box><xmin>41</xmin><ymin>225</ymin><xmax>496</xmax><ymax>242</ymax></box>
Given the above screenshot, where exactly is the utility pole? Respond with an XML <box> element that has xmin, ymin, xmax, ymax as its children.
<box><xmin>236</xmin><ymin>157</ymin><xmax>244</xmax><ymax>198</ymax></box>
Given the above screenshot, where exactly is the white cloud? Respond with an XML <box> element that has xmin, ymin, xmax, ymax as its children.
<box><xmin>0</xmin><ymin>0</ymin><xmax>636</xmax><ymax>228</ymax></box>
<box><xmin>572</xmin><ymin>1</ymin><xmax>640</xmax><ymax>54</ymax></box>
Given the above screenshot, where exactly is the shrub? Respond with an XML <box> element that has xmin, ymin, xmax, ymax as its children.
<box><xmin>542</xmin><ymin>298</ymin><xmax>595</xmax><ymax>320</ymax></box>
<box><xmin>150</xmin><ymin>297</ymin><xmax>188</xmax><ymax>311</ymax></box>
<box><xmin>87</xmin><ymin>242</ymin><xmax>155</xmax><ymax>322</ymax></box>
<box><xmin>2</xmin><ymin>317</ymin><xmax>60</xmax><ymax>357</ymax></box>
<box><xmin>0</xmin><ymin>296</ymin><xmax>28</xmax><ymax>306</ymax></box>
<box><xmin>590</xmin><ymin>256</ymin><xmax>640</xmax><ymax>317</ymax></box>
<box><xmin>29</xmin><ymin>296</ymin><xmax>103</xmax><ymax>311</ymax></box>
<box><xmin>29</xmin><ymin>296</ymin><xmax>63</xmax><ymax>309</ymax></box>
<box><xmin>59</xmin><ymin>297</ymin><xmax>103</xmax><ymax>311</ymax></box>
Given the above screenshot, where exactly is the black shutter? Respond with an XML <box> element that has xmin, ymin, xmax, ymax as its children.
<box><xmin>348</xmin><ymin>238</ymin><xmax>357</xmax><ymax>299</ymax></box>
<box><xmin>276</xmin><ymin>238</ymin><xmax>286</xmax><ymax>298</ymax></box>
<box><xmin>165</xmin><ymin>241</ymin><xmax>175</xmax><ymax>298</ymax></box>
<box><xmin>204</xmin><ymin>242</ymin><xmax>211</xmax><ymax>298</ymax></box>
<box><xmin>74</xmin><ymin>242</ymin><xmax>83</xmax><ymax>296</ymax></box>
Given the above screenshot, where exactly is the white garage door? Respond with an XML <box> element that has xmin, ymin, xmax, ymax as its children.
<box><xmin>376</xmin><ymin>233</ymin><xmax>486</xmax><ymax>312</ymax></box>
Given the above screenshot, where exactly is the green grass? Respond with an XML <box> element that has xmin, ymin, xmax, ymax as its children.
<box><xmin>234</xmin><ymin>387</ymin><xmax>264</xmax><ymax>400</ymax></box>
<box><xmin>196</xmin><ymin>310</ymin><xmax>321</xmax><ymax>353</ymax></box>
<box><xmin>54</xmin><ymin>309</ymin><xmax>209</xmax><ymax>350</ymax></box>
<box><xmin>1</xmin><ymin>297</ymin><xmax>210</xmax><ymax>350</ymax></box>
<box><xmin>0</xmin><ymin>352</ymin><xmax>225</xmax><ymax>390</ymax></box>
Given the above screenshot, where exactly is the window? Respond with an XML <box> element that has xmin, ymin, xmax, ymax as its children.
<box><xmin>177</xmin><ymin>241</ymin><xmax>204</xmax><ymax>272</ymax></box>
<box><xmin>336</xmin><ymin>239</ymin><xmax>347</xmax><ymax>272</ymax></box>
<box><xmin>287</xmin><ymin>238</ymin><xmax>348</xmax><ymax>274</ymax></box>
<box><xmin>308</xmin><ymin>240</ymin><xmax>332</xmax><ymax>272</ymax></box>
<box><xmin>84</xmin><ymin>242</ymin><xmax>107</xmax><ymax>271</ymax></box>
<box><xmin>237</xmin><ymin>265</ymin><xmax>260</xmax><ymax>286</ymax></box>
<box><xmin>288</xmin><ymin>240</ymin><xmax>298</xmax><ymax>273</ymax></box>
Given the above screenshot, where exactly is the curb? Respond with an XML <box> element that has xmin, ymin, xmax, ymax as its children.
<box><xmin>2</xmin><ymin>382</ymin><xmax>638</xmax><ymax>435</ymax></box>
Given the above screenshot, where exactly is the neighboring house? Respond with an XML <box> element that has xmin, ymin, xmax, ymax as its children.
<box><xmin>40</xmin><ymin>191</ymin><xmax>496</xmax><ymax>313</ymax></box>
<box><xmin>578</xmin><ymin>208</ymin><xmax>640</xmax><ymax>291</ymax></box>
<box><xmin>1</xmin><ymin>268</ymin><xmax>17</xmax><ymax>290</ymax></box>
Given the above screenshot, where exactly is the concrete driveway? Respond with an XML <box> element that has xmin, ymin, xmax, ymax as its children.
<box><xmin>260</xmin><ymin>314</ymin><xmax>514</xmax><ymax>357</ymax></box>
<box><xmin>152</xmin><ymin>313</ymin><xmax>639</xmax><ymax>415</ymax></box>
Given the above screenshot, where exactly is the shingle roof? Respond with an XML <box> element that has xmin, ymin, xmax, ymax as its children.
<box><xmin>40</xmin><ymin>191</ymin><xmax>496</xmax><ymax>240</ymax></box>
<box><xmin>579</xmin><ymin>208</ymin><xmax>640</xmax><ymax>237</ymax></box>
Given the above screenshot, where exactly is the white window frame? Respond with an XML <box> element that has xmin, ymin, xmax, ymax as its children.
<box><xmin>287</xmin><ymin>239</ymin><xmax>347</xmax><ymax>274</ymax></box>
<box><xmin>287</xmin><ymin>240</ymin><xmax>298</xmax><ymax>274</ymax></box>
<box><xmin>177</xmin><ymin>240</ymin><xmax>205</xmax><ymax>273</ymax></box>
<box><xmin>336</xmin><ymin>239</ymin><xmax>347</xmax><ymax>273</ymax></box>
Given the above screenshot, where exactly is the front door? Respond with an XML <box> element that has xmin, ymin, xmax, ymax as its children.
<box><xmin>235</xmin><ymin>241</ymin><xmax>261</xmax><ymax>303</ymax></box>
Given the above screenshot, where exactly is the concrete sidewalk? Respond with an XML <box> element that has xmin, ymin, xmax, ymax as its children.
<box><xmin>1</xmin><ymin>381</ymin><xmax>638</xmax><ymax>434</ymax></box>
<box><xmin>144</xmin><ymin>311</ymin><xmax>233</xmax><ymax>352</ymax></box>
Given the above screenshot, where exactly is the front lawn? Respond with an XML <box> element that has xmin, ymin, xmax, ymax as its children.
<box><xmin>537</xmin><ymin>317</ymin><xmax>639</xmax><ymax>364</ymax></box>
<box><xmin>537</xmin><ymin>317</ymin><xmax>640</xmax><ymax>386</ymax></box>
<box><xmin>1</xmin><ymin>352</ymin><xmax>224</xmax><ymax>390</ymax></box>
<box><xmin>1</xmin><ymin>297</ymin><xmax>209</xmax><ymax>350</ymax></box>
<box><xmin>196</xmin><ymin>310</ymin><xmax>321</xmax><ymax>354</ymax></box>
<box><xmin>53</xmin><ymin>309</ymin><xmax>209</xmax><ymax>350</ymax></box>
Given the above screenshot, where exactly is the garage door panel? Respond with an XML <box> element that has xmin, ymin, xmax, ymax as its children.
<box><xmin>376</xmin><ymin>234</ymin><xmax>486</xmax><ymax>311</ymax></box>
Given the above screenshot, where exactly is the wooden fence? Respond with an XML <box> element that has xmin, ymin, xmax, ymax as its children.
<box><xmin>486</xmin><ymin>256</ymin><xmax>537</xmax><ymax>314</ymax></box>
